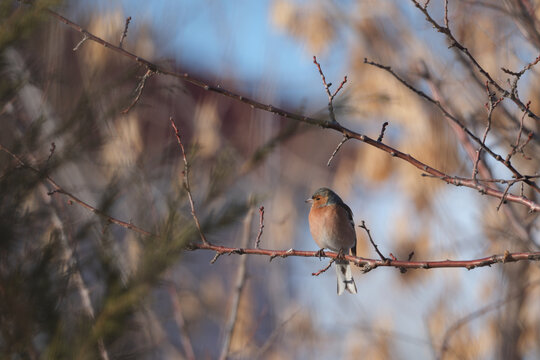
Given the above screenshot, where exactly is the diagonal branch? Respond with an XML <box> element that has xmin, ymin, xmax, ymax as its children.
<box><xmin>0</xmin><ymin>144</ymin><xmax>153</xmax><ymax>237</ymax></box>
<box><xmin>170</xmin><ymin>118</ymin><xmax>209</xmax><ymax>245</ymax></box>
<box><xmin>47</xmin><ymin>9</ymin><xmax>540</xmax><ymax>212</ymax></box>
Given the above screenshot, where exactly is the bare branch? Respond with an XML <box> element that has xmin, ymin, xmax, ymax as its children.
<box><xmin>473</xmin><ymin>83</ymin><xmax>503</xmax><ymax>180</ymax></box>
<box><xmin>313</xmin><ymin>55</ymin><xmax>347</xmax><ymax>124</ymax></box>
<box><xmin>72</xmin><ymin>34</ymin><xmax>88</xmax><ymax>51</ymax></box>
<box><xmin>255</xmin><ymin>206</ymin><xmax>264</xmax><ymax>248</ymax></box>
<box><xmin>359</xmin><ymin>221</ymin><xmax>387</xmax><ymax>262</ymax></box>
<box><xmin>47</xmin><ymin>10</ymin><xmax>540</xmax><ymax>211</ymax></box>
<box><xmin>170</xmin><ymin>118</ymin><xmax>209</xmax><ymax>245</ymax></box>
<box><xmin>191</xmin><ymin>242</ymin><xmax>540</xmax><ymax>271</ymax></box>
<box><xmin>506</xmin><ymin>101</ymin><xmax>532</xmax><ymax>162</ymax></box>
<box><xmin>119</xmin><ymin>16</ymin><xmax>131</xmax><ymax>48</ymax></box>
<box><xmin>312</xmin><ymin>258</ymin><xmax>335</xmax><ymax>276</ymax></box>
<box><xmin>0</xmin><ymin>144</ymin><xmax>153</xmax><ymax>237</ymax></box>
<box><xmin>377</xmin><ymin>121</ymin><xmax>389</xmax><ymax>142</ymax></box>
<box><xmin>121</xmin><ymin>67</ymin><xmax>154</xmax><ymax>114</ymax></box>
<box><xmin>326</xmin><ymin>136</ymin><xmax>349</xmax><ymax>166</ymax></box>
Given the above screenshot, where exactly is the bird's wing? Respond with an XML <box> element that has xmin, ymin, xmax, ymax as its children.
<box><xmin>339</xmin><ymin>202</ymin><xmax>357</xmax><ymax>256</ymax></box>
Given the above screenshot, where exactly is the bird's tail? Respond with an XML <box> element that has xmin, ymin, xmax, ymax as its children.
<box><xmin>335</xmin><ymin>261</ymin><xmax>357</xmax><ymax>295</ymax></box>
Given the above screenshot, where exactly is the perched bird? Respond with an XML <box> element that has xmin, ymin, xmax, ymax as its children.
<box><xmin>307</xmin><ymin>187</ymin><xmax>357</xmax><ymax>295</ymax></box>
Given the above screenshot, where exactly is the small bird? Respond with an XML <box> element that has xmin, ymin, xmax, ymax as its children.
<box><xmin>307</xmin><ymin>187</ymin><xmax>357</xmax><ymax>295</ymax></box>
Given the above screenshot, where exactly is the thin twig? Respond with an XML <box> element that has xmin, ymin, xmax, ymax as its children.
<box><xmin>312</xmin><ymin>258</ymin><xmax>335</xmax><ymax>276</ymax></box>
<box><xmin>170</xmin><ymin>118</ymin><xmax>209</xmax><ymax>245</ymax></box>
<box><xmin>332</xmin><ymin>76</ymin><xmax>348</xmax><ymax>98</ymax></box>
<box><xmin>359</xmin><ymin>221</ymin><xmax>387</xmax><ymax>262</ymax></box>
<box><xmin>496</xmin><ymin>183</ymin><xmax>513</xmax><ymax>211</ymax></box>
<box><xmin>444</xmin><ymin>0</ymin><xmax>450</xmax><ymax>28</ymax></box>
<box><xmin>506</xmin><ymin>101</ymin><xmax>532</xmax><ymax>162</ymax></box>
<box><xmin>119</xmin><ymin>16</ymin><xmax>131</xmax><ymax>48</ymax></box>
<box><xmin>327</xmin><ymin>136</ymin><xmax>349</xmax><ymax>166</ymax></box>
<box><xmin>472</xmin><ymin>83</ymin><xmax>503</xmax><ymax>180</ymax></box>
<box><xmin>121</xmin><ymin>67</ymin><xmax>154</xmax><ymax>114</ymax></box>
<box><xmin>46</xmin><ymin>142</ymin><xmax>56</xmax><ymax>164</ymax></box>
<box><xmin>377</xmin><ymin>121</ymin><xmax>389</xmax><ymax>142</ymax></box>
<box><xmin>255</xmin><ymin>206</ymin><xmax>264</xmax><ymax>248</ymax></box>
<box><xmin>219</xmin><ymin>207</ymin><xmax>254</xmax><ymax>360</ymax></box>
<box><xmin>72</xmin><ymin>34</ymin><xmax>88</xmax><ymax>51</ymax></box>
<box><xmin>313</xmin><ymin>55</ymin><xmax>347</xmax><ymax>124</ymax></box>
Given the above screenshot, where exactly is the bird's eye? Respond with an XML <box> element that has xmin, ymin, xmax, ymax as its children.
<box><xmin>316</xmin><ymin>197</ymin><xmax>321</xmax><ymax>201</ymax></box>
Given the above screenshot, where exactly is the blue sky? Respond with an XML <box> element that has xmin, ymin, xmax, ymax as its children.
<box><xmin>75</xmin><ymin>0</ymin><xmax>349</xmax><ymax>104</ymax></box>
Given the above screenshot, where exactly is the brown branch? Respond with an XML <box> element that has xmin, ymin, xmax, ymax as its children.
<box><xmin>46</xmin><ymin>141</ymin><xmax>56</xmax><ymax>164</ymax></box>
<box><xmin>507</xmin><ymin>101</ymin><xmax>532</xmax><ymax>162</ymax></box>
<box><xmin>311</xmin><ymin>258</ymin><xmax>335</xmax><ymax>276</ymax></box>
<box><xmin>255</xmin><ymin>206</ymin><xmax>264</xmax><ymax>248</ymax></box>
<box><xmin>0</xmin><ymin>144</ymin><xmax>153</xmax><ymax>237</ymax></box>
<box><xmin>377</xmin><ymin>121</ymin><xmax>389</xmax><ymax>142</ymax></box>
<box><xmin>326</xmin><ymin>136</ymin><xmax>349</xmax><ymax>166</ymax></box>
<box><xmin>313</xmin><ymin>56</ymin><xmax>347</xmax><ymax>124</ymax></box>
<box><xmin>121</xmin><ymin>67</ymin><xmax>154</xmax><ymax>114</ymax></box>
<box><xmin>192</xmin><ymin>242</ymin><xmax>540</xmax><ymax>271</ymax></box>
<box><xmin>496</xmin><ymin>183</ymin><xmax>513</xmax><ymax>211</ymax></box>
<box><xmin>119</xmin><ymin>16</ymin><xmax>131</xmax><ymax>48</ymax></box>
<box><xmin>72</xmin><ymin>34</ymin><xmax>88</xmax><ymax>51</ymax></box>
<box><xmin>170</xmin><ymin>118</ymin><xmax>209</xmax><ymax>245</ymax></box>
<box><xmin>473</xmin><ymin>83</ymin><xmax>503</xmax><ymax>180</ymax></box>
<box><xmin>47</xmin><ymin>10</ymin><xmax>540</xmax><ymax>212</ymax></box>
<box><xmin>359</xmin><ymin>220</ymin><xmax>387</xmax><ymax>262</ymax></box>
<box><xmin>443</xmin><ymin>0</ymin><xmax>449</xmax><ymax>28</ymax></box>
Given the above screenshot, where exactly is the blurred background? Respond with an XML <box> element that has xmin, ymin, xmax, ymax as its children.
<box><xmin>1</xmin><ymin>0</ymin><xmax>540</xmax><ymax>359</ymax></box>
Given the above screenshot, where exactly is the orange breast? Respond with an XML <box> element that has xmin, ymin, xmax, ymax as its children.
<box><xmin>309</xmin><ymin>204</ymin><xmax>356</xmax><ymax>252</ymax></box>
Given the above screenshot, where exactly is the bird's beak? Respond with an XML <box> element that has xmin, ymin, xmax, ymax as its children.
<box><xmin>305</xmin><ymin>198</ymin><xmax>313</xmax><ymax>203</ymax></box>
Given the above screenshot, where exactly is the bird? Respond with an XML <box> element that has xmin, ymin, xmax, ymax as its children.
<box><xmin>307</xmin><ymin>187</ymin><xmax>357</xmax><ymax>295</ymax></box>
